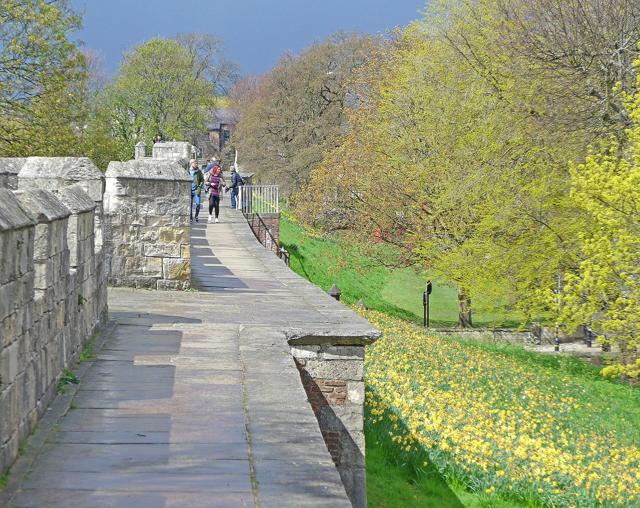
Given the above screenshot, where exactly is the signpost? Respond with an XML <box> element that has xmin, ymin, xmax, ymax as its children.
<box><xmin>423</xmin><ymin>280</ymin><xmax>432</xmax><ymax>328</ymax></box>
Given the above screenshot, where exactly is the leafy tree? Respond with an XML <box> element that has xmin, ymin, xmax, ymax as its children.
<box><xmin>560</xmin><ymin>71</ymin><xmax>640</xmax><ymax>374</ymax></box>
<box><xmin>98</xmin><ymin>35</ymin><xmax>234</xmax><ymax>156</ymax></box>
<box><xmin>0</xmin><ymin>0</ymin><xmax>86</xmax><ymax>155</ymax></box>
<box><xmin>296</xmin><ymin>0</ymin><xmax>632</xmax><ymax>327</ymax></box>
<box><xmin>232</xmin><ymin>33</ymin><xmax>380</xmax><ymax>195</ymax></box>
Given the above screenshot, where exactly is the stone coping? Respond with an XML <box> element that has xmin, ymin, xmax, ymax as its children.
<box><xmin>19</xmin><ymin>157</ymin><xmax>103</xmax><ymax>182</ymax></box>
<box><xmin>0</xmin><ymin>157</ymin><xmax>27</xmax><ymax>176</ymax></box>
<box><xmin>0</xmin><ymin>188</ymin><xmax>35</xmax><ymax>230</ymax></box>
<box><xmin>14</xmin><ymin>189</ymin><xmax>71</xmax><ymax>223</ymax></box>
<box><xmin>106</xmin><ymin>159</ymin><xmax>191</xmax><ymax>181</ymax></box>
<box><xmin>55</xmin><ymin>185</ymin><xmax>97</xmax><ymax>214</ymax></box>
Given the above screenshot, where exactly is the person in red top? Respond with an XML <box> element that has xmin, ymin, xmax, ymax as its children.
<box><xmin>205</xmin><ymin>165</ymin><xmax>227</xmax><ymax>223</ymax></box>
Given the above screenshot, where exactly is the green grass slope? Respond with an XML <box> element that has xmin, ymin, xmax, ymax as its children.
<box><xmin>280</xmin><ymin>216</ymin><xmax>519</xmax><ymax>327</ymax></box>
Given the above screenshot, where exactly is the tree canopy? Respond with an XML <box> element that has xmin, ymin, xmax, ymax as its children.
<box><xmin>96</xmin><ymin>35</ymin><xmax>236</xmax><ymax>159</ymax></box>
<box><xmin>232</xmin><ymin>33</ymin><xmax>380</xmax><ymax>195</ymax></box>
<box><xmin>0</xmin><ymin>0</ymin><xmax>87</xmax><ymax>156</ymax></box>
<box><xmin>286</xmin><ymin>0</ymin><xmax>640</xmax><ymax>373</ymax></box>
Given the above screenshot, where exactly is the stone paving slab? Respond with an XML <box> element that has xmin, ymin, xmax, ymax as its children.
<box><xmin>2</xmin><ymin>208</ymin><xmax>377</xmax><ymax>508</ymax></box>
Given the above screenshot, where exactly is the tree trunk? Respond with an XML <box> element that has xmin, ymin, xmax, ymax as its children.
<box><xmin>457</xmin><ymin>289</ymin><xmax>472</xmax><ymax>328</ymax></box>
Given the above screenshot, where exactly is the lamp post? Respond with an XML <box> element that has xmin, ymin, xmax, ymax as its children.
<box><xmin>423</xmin><ymin>280</ymin><xmax>432</xmax><ymax>328</ymax></box>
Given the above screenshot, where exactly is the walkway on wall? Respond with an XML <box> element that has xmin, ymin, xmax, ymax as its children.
<box><xmin>1</xmin><ymin>208</ymin><xmax>376</xmax><ymax>508</ymax></box>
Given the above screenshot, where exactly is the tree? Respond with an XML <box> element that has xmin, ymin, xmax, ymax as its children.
<box><xmin>0</xmin><ymin>0</ymin><xmax>86</xmax><ymax>155</ymax></box>
<box><xmin>560</xmin><ymin>70</ymin><xmax>640</xmax><ymax>375</ymax></box>
<box><xmin>232</xmin><ymin>33</ymin><xmax>380</xmax><ymax>195</ymax></box>
<box><xmin>296</xmin><ymin>0</ymin><xmax>631</xmax><ymax>327</ymax></box>
<box><xmin>98</xmin><ymin>35</ymin><xmax>234</xmax><ymax>155</ymax></box>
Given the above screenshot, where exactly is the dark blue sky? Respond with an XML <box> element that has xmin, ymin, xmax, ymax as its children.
<box><xmin>70</xmin><ymin>0</ymin><xmax>426</xmax><ymax>76</ymax></box>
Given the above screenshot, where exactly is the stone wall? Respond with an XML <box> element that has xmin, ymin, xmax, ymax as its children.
<box><xmin>0</xmin><ymin>159</ymin><xmax>26</xmax><ymax>190</ymax></box>
<box><xmin>0</xmin><ymin>159</ymin><xmax>108</xmax><ymax>473</ymax></box>
<box><xmin>151</xmin><ymin>141</ymin><xmax>194</xmax><ymax>162</ymax></box>
<box><xmin>290</xmin><ymin>338</ymin><xmax>372</xmax><ymax>508</ymax></box>
<box><xmin>434</xmin><ymin>324</ymin><xmax>584</xmax><ymax>346</ymax></box>
<box><xmin>103</xmin><ymin>159</ymin><xmax>191</xmax><ymax>290</ymax></box>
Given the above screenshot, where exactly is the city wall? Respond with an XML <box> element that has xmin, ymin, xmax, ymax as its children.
<box><xmin>0</xmin><ymin>158</ymin><xmax>108</xmax><ymax>472</ymax></box>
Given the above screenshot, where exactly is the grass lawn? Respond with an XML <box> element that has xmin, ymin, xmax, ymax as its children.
<box><xmin>280</xmin><ymin>215</ymin><xmax>521</xmax><ymax>327</ymax></box>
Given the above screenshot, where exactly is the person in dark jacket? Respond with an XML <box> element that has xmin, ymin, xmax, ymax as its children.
<box><xmin>205</xmin><ymin>165</ymin><xmax>227</xmax><ymax>223</ymax></box>
<box><xmin>189</xmin><ymin>159</ymin><xmax>204</xmax><ymax>223</ymax></box>
<box><xmin>227</xmin><ymin>166</ymin><xmax>244</xmax><ymax>209</ymax></box>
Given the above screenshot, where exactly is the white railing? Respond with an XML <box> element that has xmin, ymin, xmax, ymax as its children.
<box><xmin>239</xmin><ymin>185</ymin><xmax>279</xmax><ymax>215</ymax></box>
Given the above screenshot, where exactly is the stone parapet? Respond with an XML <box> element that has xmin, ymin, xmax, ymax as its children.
<box><xmin>0</xmin><ymin>179</ymin><xmax>107</xmax><ymax>474</ymax></box>
<box><xmin>103</xmin><ymin>159</ymin><xmax>191</xmax><ymax>290</ymax></box>
<box><xmin>0</xmin><ymin>158</ymin><xmax>26</xmax><ymax>190</ymax></box>
<box><xmin>17</xmin><ymin>157</ymin><xmax>106</xmax><ymax>252</ymax></box>
<box><xmin>151</xmin><ymin>141</ymin><xmax>194</xmax><ymax>167</ymax></box>
<box><xmin>290</xmin><ymin>341</ymin><xmax>372</xmax><ymax>508</ymax></box>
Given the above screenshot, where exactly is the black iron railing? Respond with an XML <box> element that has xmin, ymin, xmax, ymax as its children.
<box><xmin>244</xmin><ymin>212</ymin><xmax>289</xmax><ymax>266</ymax></box>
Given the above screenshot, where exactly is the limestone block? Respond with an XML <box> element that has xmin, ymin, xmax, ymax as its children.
<box><xmin>144</xmin><ymin>243</ymin><xmax>181</xmax><ymax>258</ymax></box>
<box><xmin>0</xmin><ymin>189</ymin><xmax>34</xmax><ymax>232</ymax></box>
<box><xmin>138</xmin><ymin>226</ymin><xmax>161</xmax><ymax>243</ymax></box>
<box><xmin>55</xmin><ymin>185</ymin><xmax>95</xmax><ymax>215</ymax></box>
<box><xmin>124</xmin><ymin>256</ymin><xmax>163</xmax><ymax>278</ymax></box>
<box><xmin>106</xmin><ymin>159</ymin><xmax>191</xmax><ymax>183</ymax></box>
<box><xmin>0</xmin><ymin>158</ymin><xmax>27</xmax><ymax>190</ymax></box>
<box><xmin>134</xmin><ymin>277</ymin><xmax>158</xmax><ymax>289</ymax></box>
<box><xmin>321</xmin><ymin>346</ymin><xmax>365</xmax><ymax>360</ymax></box>
<box><xmin>142</xmin><ymin>257</ymin><xmax>164</xmax><ymax>278</ymax></box>
<box><xmin>1</xmin><ymin>313</ymin><xmax>17</xmax><ymax>348</ymax></box>
<box><xmin>158</xmin><ymin>226</ymin><xmax>189</xmax><ymax>245</ymax></box>
<box><xmin>0</xmin><ymin>279</ymin><xmax>18</xmax><ymax>322</ymax></box>
<box><xmin>317</xmin><ymin>405</ymin><xmax>363</xmax><ymax>432</ymax></box>
<box><xmin>0</xmin><ymin>339</ymin><xmax>19</xmax><ymax>385</ymax></box>
<box><xmin>18</xmin><ymin>157</ymin><xmax>104</xmax><ymax>203</ymax></box>
<box><xmin>290</xmin><ymin>345</ymin><xmax>322</xmax><ymax>359</ymax></box>
<box><xmin>14</xmin><ymin>190</ymin><xmax>71</xmax><ymax>229</ymax></box>
<box><xmin>156</xmin><ymin>279</ymin><xmax>189</xmax><ymax>291</ymax></box>
<box><xmin>347</xmin><ymin>381</ymin><xmax>365</xmax><ymax>405</ymax></box>
<box><xmin>163</xmin><ymin>258</ymin><xmax>190</xmax><ymax>280</ymax></box>
<box><xmin>180</xmin><ymin>245</ymin><xmax>191</xmax><ymax>259</ymax></box>
<box><xmin>0</xmin><ymin>383</ymin><xmax>18</xmax><ymax>444</ymax></box>
<box><xmin>303</xmin><ymin>359</ymin><xmax>363</xmax><ymax>381</ymax></box>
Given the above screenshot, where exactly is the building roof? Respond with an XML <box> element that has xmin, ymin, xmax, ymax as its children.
<box><xmin>206</xmin><ymin>109</ymin><xmax>238</xmax><ymax>131</ymax></box>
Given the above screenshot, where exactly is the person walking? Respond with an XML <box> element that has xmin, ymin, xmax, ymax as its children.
<box><xmin>189</xmin><ymin>159</ymin><xmax>204</xmax><ymax>223</ymax></box>
<box><xmin>206</xmin><ymin>164</ymin><xmax>227</xmax><ymax>223</ymax></box>
<box><xmin>228</xmin><ymin>165</ymin><xmax>244</xmax><ymax>210</ymax></box>
<box><xmin>205</xmin><ymin>159</ymin><xmax>221</xmax><ymax>176</ymax></box>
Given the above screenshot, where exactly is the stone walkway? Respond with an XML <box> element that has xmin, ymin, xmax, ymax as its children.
<box><xmin>1</xmin><ymin>208</ymin><xmax>376</xmax><ymax>508</ymax></box>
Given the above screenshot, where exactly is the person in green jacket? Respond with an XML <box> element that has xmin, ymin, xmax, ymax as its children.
<box><xmin>189</xmin><ymin>159</ymin><xmax>204</xmax><ymax>223</ymax></box>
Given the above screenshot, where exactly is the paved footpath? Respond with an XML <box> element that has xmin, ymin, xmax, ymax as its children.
<box><xmin>2</xmin><ymin>208</ymin><xmax>376</xmax><ymax>508</ymax></box>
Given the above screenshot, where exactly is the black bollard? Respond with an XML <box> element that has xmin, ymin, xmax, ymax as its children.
<box><xmin>329</xmin><ymin>284</ymin><xmax>341</xmax><ymax>301</ymax></box>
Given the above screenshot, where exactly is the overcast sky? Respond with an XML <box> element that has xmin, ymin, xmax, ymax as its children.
<box><xmin>70</xmin><ymin>0</ymin><xmax>426</xmax><ymax>76</ymax></box>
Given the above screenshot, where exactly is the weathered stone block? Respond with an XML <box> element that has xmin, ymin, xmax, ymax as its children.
<box><xmin>163</xmin><ymin>258</ymin><xmax>190</xmax><ymax>281</ymax></box>
<box><xmin>158</xmin><ymin>226</ymin><xmax>189</xmax><ymax>244</ymax></box>
<box><xmin>347</xmin><ymin>381</ymin><xmax>365</xmax><ymax>405</ymax></box>
<box><xmin>303</xmin><ymin>359</ymin><xmax>363</xmax><ymax>381</ymax></box>
<box><xmin>0</xmin><ymin>339</ymin><xmax>19</xmax><ymax>386</ymax></box>
<box><xmin>156</xmin><ymin>280</ymin><xmax>189</xmax><ymax>291</ymax></box>
<box><xmin>144</xmin><ymin>243</ymin><xmax>181</xmax><ymax>258</ymax></box>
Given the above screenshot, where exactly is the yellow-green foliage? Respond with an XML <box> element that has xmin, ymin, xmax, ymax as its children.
<box><xmin>560</xmin><ymin>66</ymin><xmax>640</xmax><ymax>372</ymax></box>
<box><xmin>364</xmin><ymin>310</ymin><xmax>640</xmax><ymax>507</ymax></box>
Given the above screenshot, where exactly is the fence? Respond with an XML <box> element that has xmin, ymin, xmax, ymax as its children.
<box><xmin>239</xmin><ymin>185</ymin><xmax>289</xmax><ymax>266</ymax></box>
<box><xmin>239</xmin><ymin>184</ymin><xmax>279</xmax><ymax>215</ymax></box>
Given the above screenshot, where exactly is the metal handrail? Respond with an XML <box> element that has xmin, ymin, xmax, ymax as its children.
<box><xmin>244</xmin><ymin>212</ymin><xmax>289</xmax><ymax>266</ymax></box>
